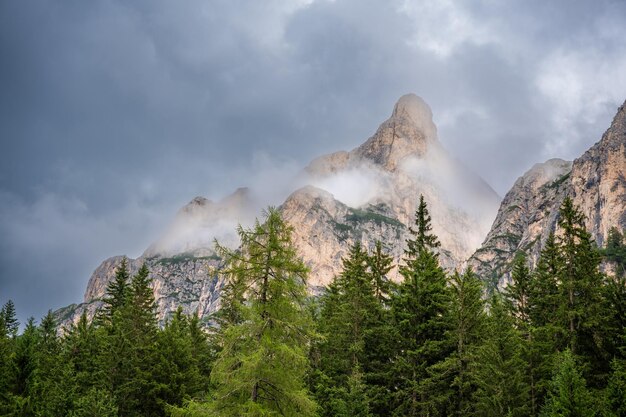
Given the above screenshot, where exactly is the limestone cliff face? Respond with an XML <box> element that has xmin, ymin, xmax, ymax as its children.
<box><xmin>57</xmin><ymin>255</ymin><xmax>225</xmax><ymax>329</ymax></box>
<box><xmin>468</xmin><ymin>100</ymin><xmax>626</xmax><ymax>285</ymax></box>
<box><xmin>569</xmin><ymin>101</ymin><xmax>626</xmax><ymax>247</ymax></box>
<box><xmin>284</xmin><ymin>93</ymin><xmax>501</xmax><ymax>286</ymax></box>
<box><xmin>56</xmin><ymin>93</ymin><xmax>502</xmax><ymax>327</ymax></box>
<box><xmin>467</xmin><ymin>159</ymin><xmax>572</xmax><ymax>285</ymax></box>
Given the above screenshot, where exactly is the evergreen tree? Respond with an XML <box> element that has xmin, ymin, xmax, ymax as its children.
<box><xmin>30</xmin><ymin>311</ymin><xmax>76</xmax><ymax>416</ymax></box>
<box><xmin>470</xmin><ymin>295</ymin><xmax>529</xmax><ymax>417</ymax></box>
<box><xmin>155</xmin><ymin>308</ymin><xmax>211</xmax><ymax>408</ymax></box>
<box><xmin>505</xmin><ymin>252</ymin><xmax>533</xmax><ymax>333</ymax></box>
<box><xmin>529</xmin><ymin>233</ymin><xmax>561</xmax><ymax>330</ymax></box>
<box><xmin>1</xmin><ymin>300</ymin><xmax>19</xmax><ymax>337</ymax></box>
<box><xmin>0</xmin><ymin>305</ymin><xmax>17</xmax><ymax>414</ymax></box>
<box><xmin>443</xmin><ymin>268</ymin><xmax>486</xmax><ymax>417</ymax></box>
<box><xmin>391</xmin><ymin>194</ymin><xmax>452</xmax><ymax>417</ymax></box>
<box><xmin>604</xmin><ymin>358</ymin><xmax>626</xmax><ymax>417</ymax></box>
<box><xmin>63</xmin><ymin>312</ymin><xmax>108</xmax><ymax>406</ymax></box>
<box><xmin>540</xmin><ymin>349</ymin><xmax>595</xmax><ymax>417</ymax></box>
<box><xmin>196</xmin><ymin>208</ymin><xmax>317</xmax><ymax>416</ymax></box>
<box><xmin>557</xmin><ymin>197</ymin><xmax>608</xmax><ymax>386</ymax></box>
<box><xmin>527</xmin><ymin>232</ymin><xmax>563</xmax><ymax>412</ymax></box>
<box><xmin>367</xmin><ymin>240</ymin><xmax>394</xmax><ymax>305</ymax></box>
<box><xmin>98</xmin><ymin>257</ymin><xmax>130</xmax><ymax>326</ymax></box>
<box><xmin>505</xmin><ymin>251</ymin><xmax>546</xmax><ymax>415</ymax></box>
<box><xmin>313</xmin><ymin>242</ymin><xmax>393</xmax><ymax>416</ymax></box>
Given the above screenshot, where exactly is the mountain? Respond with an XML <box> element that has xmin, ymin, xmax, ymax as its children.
<box><xmin>55</xmin><ymin>94</ymin><xmax>502</xmax><ymax>327</ymax></box>
<box><xmin>468</xmin><ymin>100</ymin><xmax>626</xmax><ymax>285</ymax></box>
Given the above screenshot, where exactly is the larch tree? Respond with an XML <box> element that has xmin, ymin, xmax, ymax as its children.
<box><xmin>199</xmin><ymin>208</ymin><xmax>317</xmax><ymax>417</ymax></box>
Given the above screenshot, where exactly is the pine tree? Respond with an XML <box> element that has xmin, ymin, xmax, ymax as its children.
<box><xmin>470</xmin><ymin>295</ymin><xmax>529</xmax><ymax>417</ymax></box>
<box><xmin>367</xmin><ymin>240</ymin><xmax>394</xmax><ymax>305</ymax></box>
<box><xmin>198</xmin><ymin>208</ymin><xmax>317</xmax><ymax>416</ymax></box>
<box><xmin>527</xmin><ymin>232</ymin><xmax>563</xmax><ymax>412</ymax></box>
<box><xmin>1</xmin><ymin>300</ymin><xmax>19</xmax><ymax>338</ymax></box>
<box><xmin>0</xmin><ymin>304</ymin><xmax>17</xmax><ymax>414</ymax></box>
<box><xmin>604</xmin><ymin>358</ymin><xmax>626</xmax><ymax>417</ymax></box>
<box><xmin>313</xmin><ymin>242</ymin><xmax>393</xmax><ymax>416</ymax></box>
<box><xmin>443</xmin><ymin>268</ymin><xmax>486</xmax><ymax>417</ymax></box>
<box><xmin>557</xmin><ymin>197</ymin><xmax>608</xmax><ymax>386</ymax></box>
<box><xmin>529</xmin><ymin>233</ymin><xmax>561</xmax><ymax>330</ymax></box>
<box><xmin>505</xmin><ymin>252</ymin><xmax>533</xmax><ymax>334</ymax></box>
<box><xmin>98</xmin><ymin>257</ymin><xmax>130</xmax><ymax>326</ymax></box>
<box><xmin>63</xmin><ymin>312</ymin><xmax>108</xmax><ymax>405</ymax></box>
<box><xmin>155</xmin><ymin>307</ymin><xmax>212</xmax><ymax>409</ymax></box>
<box><xmin>540</xmin><ymin>349</ymin><xmax>595</xmax><ymax>417</ymax></box>
<box><xmin>391</xmin><ymin>194</ymin><xmax>452</xmax><ymax>417</ymax></box>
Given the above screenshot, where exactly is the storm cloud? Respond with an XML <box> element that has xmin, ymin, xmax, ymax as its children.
<box><xmin>1</xmin><ymin>0</ymin><xmax>626</xmax><ymax>324</ymax></box>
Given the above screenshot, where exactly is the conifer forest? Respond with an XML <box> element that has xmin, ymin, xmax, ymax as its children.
<box><xmin>1</xmin><ymin>197</ymin><xmax>625</xmax><ymax>417</ymax></box>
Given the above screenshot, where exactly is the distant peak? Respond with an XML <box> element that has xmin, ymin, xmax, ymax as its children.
<box><xmin>391</xmin><ymin>94</ymin><xmax>437</xmax><ymax>139</ymax></box>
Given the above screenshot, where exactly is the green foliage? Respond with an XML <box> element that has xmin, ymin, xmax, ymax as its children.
<box><xmin>470</xmin><ymin>295</ymin><xmax>529</xmax><ymax>417</ymax></box>
<box><xmin>540</xmin><ymin>350</ymin><xmax>595</xmax><ymax>417</ymax></box>
<box><xmin>346</xmin><ymin>207</ymin><xmax>404</xmax><ymax>228</ymax></box>
<box><xmin>391</xmin><ymin>194</ymin><xmax>452</xmax><ymax>416</ymax></box>
<box><xmin>557</xmin><ymin>197</ymin><xmax>609</xmax><ymax>386</ymax></box>
<box><xmin>1</xmin><ymin>300</ymin><xmax>19</xmax><ymax>337</ymax></box>
<box><xmin>312</xmin><ymin>241</ymin><xmax>395</xmax><ymax>416</ymax></box>
<box><xmin>156</xmin><ymin>253</ymin><xmax>221</xmax><ymax>266</ymax></box>
<box><xmin>198</xmin><ymin>208</ymin><xmax>317</xmax><ymax>416</ymax></box>
<box><xmin>601</xmin><ymin>227</ymin><xmax>626</xmax><ymax>276</ymax></box>
<box><xmin>444</xmin><ymin>268</ymin><xmax>486</xmax><ymax>417</ymax></box>
<box><xmin>2</xmin><ymin>198</ymin><xmax>626</xmax><ymax>417</ymax></box>
<box><xmin>604</xmin><ymin>358</ymin><xmax>626</xmax><ymax>417</ymax></box>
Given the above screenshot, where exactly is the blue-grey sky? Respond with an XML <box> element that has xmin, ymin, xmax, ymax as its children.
<box><xmin>1</xmin><ymin>0</ymin><xmax>626</xmax><ymax>324</ymax></box>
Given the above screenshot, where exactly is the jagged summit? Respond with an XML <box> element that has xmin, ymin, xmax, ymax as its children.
<box><xmin>306</xmin><ymin>93</ymin><xmax>440</xmax><ymax>176</ymax></box>
<box><xmin>355</xmin><ymin>94</ymin><xmax>438</xmax><ymax>171</ymax></box>
<box><xmin>469</xmin><ymin>99</ymin><xmax>626</xmax><ymax>285</ymax></box>
<box><xmin>59</xmin><ymin>93</ymin><xmax>502</xmax><ymax>328</ymax></box>
<box><xmin>391</xmin><ymin>93</ymin><xmax>437</xmax><ymax>139</ymax></box>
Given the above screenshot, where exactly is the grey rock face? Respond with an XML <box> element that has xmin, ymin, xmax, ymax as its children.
<box><xmin>469</xmin><ymin>100</ymin><xmax>626</xmax><ymax>286</ymax></box>
<box><xmin>57</xmin><ymin>93</ymin><xmax>503</xmax><ymax>327</ymax></box>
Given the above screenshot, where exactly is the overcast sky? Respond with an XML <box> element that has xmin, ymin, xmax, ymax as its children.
<box><xmin>1</xmin><ymin>0</ymin><xmax>626</xmax><ymax>324</ymax></box>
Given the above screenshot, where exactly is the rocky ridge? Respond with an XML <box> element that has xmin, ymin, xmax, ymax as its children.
<box><xmin>56</xmin><ymin>94</ymin><xmax>502</xmax><ymax>328</ymax></box>
<box><xmin>468</xmin><ymin>100</ymin><xmax>626</xmax><ymax>285</ymax></box>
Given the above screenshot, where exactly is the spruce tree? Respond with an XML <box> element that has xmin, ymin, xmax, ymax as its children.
<box><xmin>198</xmin><ymin>208</ymin><xmax>317</xmax><ymax>416</ymax></box>
<box><xmin>367</xmin><ymin>240</ymin><xmax>394</xmax><ymax>305</ymax></box>
<box><xmin>604</xmin><ymin>358</ymin><xmax>626</xmax><ymax>417</ymax></box>
<box><xmin>443</xmin><ymin>268</ymin><xmax>486</xmax><ymax>417</ymax></box>
<box><xmin>1</xmin><ymin>300</ymin><xmax>19</xmax><ymax>338</ymax></box>
<box><xmin>391</xmin><ymin>194</ymin><xmax>452</xmax><ymax>417</ymax></box>
<box><xmin>470</xmin><ymin>295</ymin><xmax>529</xmax><ymax>417</ymax></box>
<box><xmin>98</xmin><ymin>257</ymin><xmax>130</xmax><ymax>326</ymax></box>
<box><xmin>540</xmin><ymin>349</ymin><xmax>595</xmax><ymax>417</ymax></box>
<box><xmin>313</xmin><ymin>242</ymin><xmax>392</xmax><ymax>416</ymax></box>
<box><xmin>557</xmin><ymin>197</ymin><xmax>608</xmax><ymax>386</ymax></box>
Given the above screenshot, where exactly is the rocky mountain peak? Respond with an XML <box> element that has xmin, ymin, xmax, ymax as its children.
<box><xmin>469</xmin><ymin>99</ymin><xmax>626</xmax><ymax>286</ymax></box>
<box><xmin>391</xmin><ymin>93</ymin><xmax>437</xmax><ymax>139</ymax></box>
<box><xmin>354</xmin><ymin>94</ymin><xmax>438</xmax><ymax>171</ymax></box>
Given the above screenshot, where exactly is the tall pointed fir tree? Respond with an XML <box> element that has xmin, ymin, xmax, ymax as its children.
<box><xmin>98</xmin><ymin>257</ymin><xmax>130</xmax><ymax>326</ymax></box>
<box><xmin>505</xmin><ymin>251</ymin><xmax>546</xmax><ymax>415</ymax></box>
<box><xmin>313</xmin><ymin>241</ymin><xmax>394</xmax><ymax>416</ymax></box>
<box><xmin>556</xmin><ymin>197</ymin><xmax>608</xmax><ymax>386</ymax></box>
<box><xmin>470</xmin><ymin>294</ymin><xmax>529</xmax><ymax>417</ymax></box>
<box><xmin>1</xmin><ymin>300</ymin><xmax>19</xmax><ymax>338</ymax></box>
<box><xmin>441</xmin><ymin>268</ymin><xmax>486</xmax><ymax>417</ymax></box>
<box><xmin>540</xmin><ymin>349</ymin><xmax>595</xmax><ymax>417</ymax></box>
<box><xmin>185</xmin><ymin>208</ymin><xmax>316</xmax><ymax>417</ymax></box>
<box><xmin>391</xmin><ymin>194</ymin><xmax>452</xmax><ymax>417</ymax></box>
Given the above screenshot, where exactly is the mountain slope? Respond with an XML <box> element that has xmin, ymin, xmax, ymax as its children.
<box><xmin>468</xmin><ymin>100</ymin><xmax>626</xmax><ymax>285</ymax></box>
<box><xmin>56</xmin><ymin>94</ymin><xmax>502</xmax><ymax>327</ymax></box>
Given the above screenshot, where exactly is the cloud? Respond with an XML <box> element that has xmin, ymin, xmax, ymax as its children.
<box><xmin>1</xmin><ymin>0</ymin><xmax>626</xmax><ymax>323</ymax></box>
